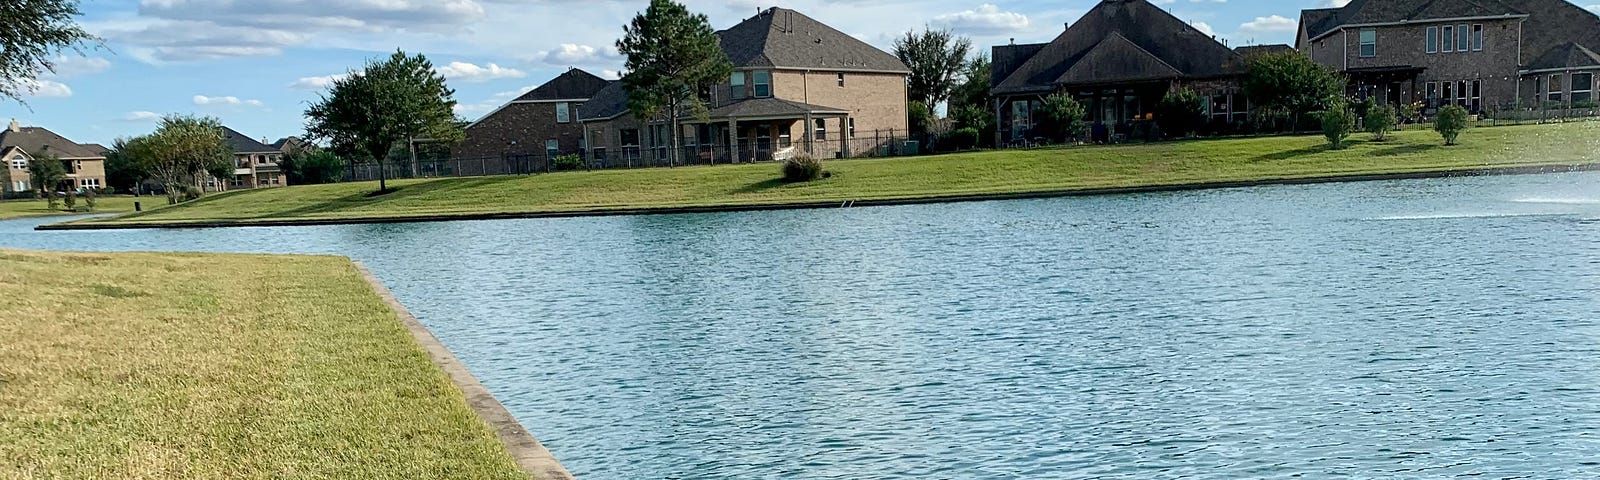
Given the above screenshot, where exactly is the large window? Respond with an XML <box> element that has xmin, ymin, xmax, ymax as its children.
<box><xmin>1550</xmin><ymin>74</ymin><xmax>1565</xmax><ymax>102</ymax></box>
<box><xmin>752</xmin><ymin>70</ymin><xmax>771</xmax><ymax>98</ymax></box>
<box><xmin>1426</xmin><ymin>82</ymin><xmax>1439</xmax><ymax>107</ymax></box>
<box><xmin>1442</xmin><ymin>25</ymin><xmax>1454</xmax><ymax>53</ymax></box>
<box><xmin>1426</xmin><ymin>26</ymin><xmax>1439</xmax><ymax>54</ymax></box>
<box><xmin>1359</xmin><ymin>29</ymin><xmax>1376</xmax><ymax>57</ymax></box>
<box><xmin>1456</xmin><ymin>24</ymin><xmax>1469</xmax><ymax>52</ymax></box>
<box><xmin>621</xmin><ymin>129</ymin><xmax>640</xmax><ymax>146</ymax></box>
<box><xmin>1573</xmin><ymin>73</ymin><xmax>1594</xmax><ymax>102</ymax></box>
<box><xmin>556</xmin><ymin>102</ymin><xmax>571</xmax><ymax>123</ymax></box>
<box><xmin>1471</xmin><ymin>80</ymin><xmax>1481</xmax><ymax>112</ymax></box>
<box><xmin>730</xmin><ymin>72</ymin><xmax>747</xmax><ymax>100</ymax></box>
<box><xmin>1458</xmin><ymin>80</ymin><xmax>1468</xmax><ymax>107</ymax></box>
<box><xmin>1471</xmin><ymin>24</ymin><xmax>1484</xmax><ymax>51</ymax></box>
<box><xmin>545</xmin><ymin>139</ymin><xmax>559</xmax><ymax>158</ymax></box>
<box><xmin>9</xmin><ymin>155</ymin><xmax>25</xmax><ymax>169</ymax></box>
<box><xmin>1443</xmin><ymin>81</ymin><xmax>1454</xmax><ymax>105</ymax></box>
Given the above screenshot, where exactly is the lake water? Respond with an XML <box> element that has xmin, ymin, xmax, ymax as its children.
<box><xmin>5</xmin><ymin>173</ymin><xmax>1600</xmax><ymax>478</ymax></box>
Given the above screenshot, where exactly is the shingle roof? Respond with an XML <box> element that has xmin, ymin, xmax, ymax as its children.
<box><xmin>992</xmin><ymin>42</ymin><xmax>1048</xmax><ymax>90</ymax></box>
<box><xmin>516</xmin><ymin>68</ymin><xmax>611</xmax><ymax>102</ymax></box>
<box><xmin>992</xmin><ymin>0</ymin><xmax>1243</xmax><ymax>95</ymax></box>
<box><xmin>221</xmin><ymin>126</ymin><xmax>276</xmax><ymax>154</ymax></box>
<box><xmin>1518</xmin><ymin>0</ymin><xmax>1600</xmax><ymax>71</ymax></box>
<box><xmin>1235</xmin><ymin>44</ymin><xmax>1294</xmax><ymax>58</ymax></box>
<box><xmin>705</xmin><ymin>97</ymin><xmax>848</xmax><ymax>120</ymax></box>
<box><xmin>0</xmin><ymin>125</ymin><xmax>103</xmax><ymax>159</ymax></box>
<box><xmin>1526</xmin><ymin>42</ymin><xmax>1600</xmax><ymax>71</ymax></box>
<box><xmin>1299</xmin><ymin>0</ymin><xmax>1600</xmax><ymax>73</ymax></box>
<box><xmin>1301</xmin><ymin>0</ymin><xmax>1524</xmax><ymax>40</ymax></box>
<box><xmin>576</xmin><ymin>81</ymin><xmax>629</xmax><ymax>121</ymax></box>
<box><xmin>719</xmin><ymin>8</ymin><xmax>908</xmax><ymax>73</ymax></box>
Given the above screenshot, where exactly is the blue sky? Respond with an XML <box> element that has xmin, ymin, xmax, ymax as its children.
<box><xmin>5</xmin><ymin>0</ymin><xmax>1598</xmax><ymax>146</ymax></box>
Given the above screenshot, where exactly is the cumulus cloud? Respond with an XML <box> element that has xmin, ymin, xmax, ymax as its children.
<box><xmin>1239</xmin><ymin>15</ymin><xmax>1297</xmax><ymax>34</ymax></box>
<box><xmin>194</xmin><ymin>95</ymin><xmax>264</xmax><ymax>106</ymax></box>
<box><xmin>121</xmin><ymin>111</ymin><xmax>162</xmax><ymax>122</ymax></box>
<box><xmin>288</xmin><ymin>73</ymin><xmax>350</xmax><ymax>91</ymax></box>
<box><xmin>437</xmin><ymin>61</ymin><xmax>526</xmax><ymax>82</ymax></box>
<box><xmin>535</xmin><ymin>44</ymin><xmax>622</xmax><ymax>67</ymax></box>
<box><xmin>19</xmin><ymin>79</ymin><xmax>73</xmax><ymax>98</ymax></box>
<box><xmin>933</xmin><ymin>4</ymin><xmax>1030</xmax><ymax>35</ymax></box>
<box><xmin>44</xmin><ymin>56</ymin><xmax>112</xmax><ymax>78</ymax></box>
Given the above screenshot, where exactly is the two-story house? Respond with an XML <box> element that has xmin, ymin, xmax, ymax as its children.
<box><xmin>0</xmin><ymin>120</ymin><xmax>108</xmax><ymax>197</ymax></box>
<box><xmin>990</xmin><ymin>0</ymin><xmax>1249</xmax><ymax>145</ymax></box>
<box><xmin>1298</xmin><ymin>0</ymin><xmax>1600</xmax><ymax>113</ymax></box>
<box><xmin>205</xmin><ymin>127</ymin><xmax>287</xmax><ymax>191</ymax></box>
<box><xmin>453</xmin><ymin>68</ymin><xmax>612</xmax><ymax>162</ymax></box>
<box><xmin>580</xmin><ymin>7</ymin><xmax>910</xmax><ymax>165</ymax></box>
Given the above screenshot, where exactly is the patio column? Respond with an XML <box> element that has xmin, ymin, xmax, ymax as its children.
<box><xmin>840</xmin><ymin>114</ymin><xmax>850</xmax><ymax>158</ymax></box>
<box><xmin>803</xmin><ymin>112</ymin><xmax>814</xmax><ymax>158</ymax></box>
<box><xmin>726</xmin><ymin>118</ymin><xmax>737</xmax><ymax>163</ymax></box>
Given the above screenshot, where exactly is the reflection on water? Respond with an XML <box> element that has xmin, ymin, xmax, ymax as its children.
<box><xmin>5</xmin><ymin>173</ymin><xmax>1600</xmax><ymax>478</ymax></box>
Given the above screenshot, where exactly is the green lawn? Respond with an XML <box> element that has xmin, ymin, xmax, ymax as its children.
<box><xmin>0</xmin><ymin>195</ymin><xmax>165</xmax><ymax>220</ymax></box>
<box><xmin>0</xmin><ymin>250</ymin><xmax>529</xmax><ymax>479</ymax></box>
<box><xmin>74</xmin><ymin>122</ymin><xmax>1600</xmax><ymax>227</ymax></box>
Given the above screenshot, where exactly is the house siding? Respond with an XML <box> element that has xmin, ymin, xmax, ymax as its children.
<box><xmin>454</xmin><ymin>101</ymin><xmax>586</xmax><ymax>160</ymax></box>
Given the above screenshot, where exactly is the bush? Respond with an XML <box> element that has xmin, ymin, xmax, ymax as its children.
<box><xmin>1435</xmin><ymin>104</ymin><xmax>1469</xmax><ymax>145</ymax></box>
<box><xmin>1155</xmin><ymin>89</ymin><xmax>1207</xmax><ymax>138</ymax></box>
<box><xmin>98</xmin><ymin>186</ymin><xmax>115</xmax><ymax>195</ymax></box>
<box><xmin>1364</xmin><ymin>102</ymin><xmax>1397</xmax><ymax>141</ymax></box>
<box><xmin>1574</xmin><ymin>100</ymin><xmax>1600</xmax><ymax>109</ymax></box>
<box><xmin>83</xmin><ymin>188</ymin><xmax>97</xmax><ymax>211</ymax></box>
<box><xmin>62</xmin><ymin>192</ymin><xmax>77</xmax><ymax>211</ymax></box>
<box><xmin>1319</xmin><ymin>102</ymin><xmax>1356</xmax><ymax>150</ymax></box>
<box><xmin>948</xmin><ymin>127</ymin><xmax>979</xmax><ymax>150</ymax></box>
<box><xmin>1400</xmin><ymin>101</ymin><xmax>1423</xmax><ymax>126</ymax></box>
<box><xmin>183</xmin><ymin>186</ymin><xmax>203</xmax><ymax>202</ymax></box>
<box><xmin>552</xmin><ymin>154</ymin><xmax>584</xmax><ymax>171</ymax></box>
<box><xmin>781</xmin><ymin>155</ymin><xmax>824</xmax><ymax>183</ymax></box>
<box><xmin>1038</xmin><ymin>93</ymin><xmax>1087</xmax><ymax>142</ymax></box>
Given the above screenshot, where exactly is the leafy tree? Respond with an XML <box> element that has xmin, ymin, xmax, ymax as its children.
<box><xmin>280</xmin><ymin>145</ymin><xmax>346</xmax><ymax>185</ymax></box>
<box><xmin>1435</xmin><ymin>104</ymin><xmax>1469</xmax><ymax>145</ymax></box>
<box><xmin>894</xmin><ymin>26</ymin><xmax>972</xmax><ymax>111</ymax></box>
<box><xmin>616</xmin><ymin>0</ymin><xmax>731</xmax><ymax>167</ymax></box>
<box><xmin>0</xmin><ymin>0</ymin><xmax>99</xmax><ymax>104</ymax></box>
<box><xmin>131</xmin><ymin>115</ymin><xmax>234</xmax><ymax>204</ymax></box>
<box><xmin>105</xmin><ymin>136</ymin><xmax>154</xmax><ymax>194</ymax></box>
<box><xmin>1037</xmin><ymin>93</ymin><xmax>1087</xmax><ymax>143</ymax></box>
<box><xmin>1155</xmin><ymin>89</ymin><xmax>1207</xmax><ymax>138</ymax></box>
<box><xmin>1241</xmin><ymin>52</ymin><xmax>1344</xmax><ymax>131</ymax></box>
<box><xmin>908</xmin><ymin>101</ymin><xmax>933</xmax><ymax>139</ymax></box>
<box><xmin>951</xmin><ymin>104</ymin><xmax>993</xmax><ymax>144</ymax></box>
<box><xmin>950</xmin><ymin>55</ymin><xmax>991</xmax><ymax>113</ymax></box>
<box><xmin>1364</xmin><ymin>101</ymin><xmax>1397</xmax><ymax>141</ymax></box>
<box><xmin>1319</xmin><ymin>101</ymin><xmax>1356</xmax><ymax>150</ymax></box>
<box><xmin>305</xmin><ymin>50</ymin><xmax>460</xmax><ymax>192</ymax></box>
<box><xmin>26</xmin><ymin>153</ymin><xmax>65</xmax><ymax>208</ymax></box>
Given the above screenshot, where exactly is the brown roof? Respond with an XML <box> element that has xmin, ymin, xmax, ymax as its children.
<box><xmin>992</xmin><ymin>0</ymin><xmax>1244</xmax><ymax>95</ymax></box>
<box><xmin>221</xmin><ymin>126</ymin><xmax>276</xmax><ymax>154</ymax></box>
<box><xmin>1302</xmin><ymin>0</ymin><xmax>1525</xmax><ymax>40</ymax></box>
<box><xmin>1518</xmin><ymin>0</ymin><xmax>1600</xmax><ymax>71</ymax></box>
<box><xmin>719</xmin><ymin>8</ymin><xmax>908</xmax><ymax>73</ymax></box>
<box><xmin>576</xmin><ymin>81</ymin><xmax>628</xmax><ymax>122</ymax></box>
<box><xmin>704</xmin><ymin>97</ymin><xmax>847</xmax><ymax>120</ymax></box>
<box><xmin>0</xmin><ymin>125</ymin><xmax>104</xmax><ymax>159</ymax></box>
<box><xmin>1526</xmin><ymin>42</ymin><xmax>1600</xmax><ymax>71</ymax></box>
<box><xmin>516</xmin><ymin>68</ymin><xmax>611</xmax><ymax>102</ymax></box>
<box><xmin>1235</xmin><ymin>44</ymin><xmax>1295</xmax><ymax>58</ymax></box>
<box><xmin>1299</xmin><ymin>0</ymin><xmax>1600</xmax><ymax>73</ymax></box>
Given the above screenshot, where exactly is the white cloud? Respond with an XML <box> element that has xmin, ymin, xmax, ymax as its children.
<box><xmin>933</xmin><ymin>4</ymin><xmax>1030</xmax><ymax>35</ymax></box>
<box><xmin>1191</xmin><ymin>21</ymin><xmax>1216</xmax><ymax>38</ymax></box>
<box><xmin>193</xmin><ymin>95</ymin><xmax>264</xmax><ymax>106</ymax></box>
<box><xmin>1239</xmin><ymin>15</ymin><xmax>1297</xmax><ymax>34</ymax></box>
<box><xmin>1319</xmin><ymin>0</ymin><xmax>1352</xmax><ymax>7</ymax></box>
<box><xmin>535</xmin><ymin>44</ymin><xmax>622</xmax><ymax>67</ymax></box>
<box><xmin>19</xmin><ymin>79</ymin><xmax>73</xmax><ymax>98</ymax></box>
<box><xmin>44</xmin><ymin>56</ymin><xmax>112</xmax><ymax>78</ymax></box>
<box><xmin>1587</xmin><ymin>4</ymin><xmax>1599</xmax><ymax>14</ymax></box>
<box><xmin>288</xmin><ymin>73</ymin><xmax>350</xmax><ymax>91</ymax></box>
<box><xmin>436</xmin><ymin>61</ymin><xmax>526</xmax><ymax>82</ymax></box>
<box><xmin>121</xmin><ymin>111</ymin><xmax>162</xmax><ymax>122</ymax></box>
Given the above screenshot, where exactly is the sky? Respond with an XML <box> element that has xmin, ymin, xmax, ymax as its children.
<box><xmin>5</xmin><ymin>0</ymin><xmax>1599</xmax><ymax>146</ymax></box>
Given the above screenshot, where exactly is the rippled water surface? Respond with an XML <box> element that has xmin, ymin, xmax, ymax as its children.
<box><xmin>5</xmin><ymin>173</ymin><xmax>1600</xmax><ymax>478</ymax></box>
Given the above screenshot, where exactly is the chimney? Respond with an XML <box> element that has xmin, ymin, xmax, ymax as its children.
<box><xmin>1064</xmin><ymin>22</ymin><xmax>1070</xmax><ymax>31</ymax></box>
<box><xmin>6</xmin><ymin>119</ymin><xmax>18</xmax><ymax>133</ymax></box>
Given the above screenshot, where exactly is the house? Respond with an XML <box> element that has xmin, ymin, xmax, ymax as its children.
<box><xmin>453</xmin><ymin>68</ymin><xmax>612</xmax><ymax>162</ymax></box>
<box><xmin>1297</xmin><ymin>0</ymin><xmax>1600</xmax><ymax>112</ymax></box>
<box><xmin>581</xmin><ymin>7</ymin><xmax>911</xmax><ymax>165</ymax></box>
<box><xmin>990</xmin><ymin>0</ymin><xmax>1248</xmax><ymax>145</ymax></box>
<box><xmin>204</xmin><ymin>127</ymin><xmax>287</xmax><ymax>191</ymax></box>
<box><xmin>0</xmin><ymin>120</ymin><xmax>108</xmax><ymax>197</ymax></box>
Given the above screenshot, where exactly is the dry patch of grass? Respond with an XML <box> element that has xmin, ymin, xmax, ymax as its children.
<box><xmin>0</xmin><ymin>250</ymin><xmax>527</xmax><ymax>479</ymax></box>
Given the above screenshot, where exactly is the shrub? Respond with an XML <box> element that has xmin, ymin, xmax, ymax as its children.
<box><xmin>552</xmin><ymin>154</ymin><xmax>584</xmax><ymax>171</ymax></box>
<box><xmin>1364</xmin><ymin>102</ymin><xmax>1397</xmax><ymax>141</ymax></box>
<box><xmin>781</xmin><ymin>154</ymin><xmax>823</xmax><ymax>183</ymax></box>
<box><xmin>1155</xmin><ymin>88</ymin><xmax>1207</xmax><ymax>138</ymax></box>
<box><xmin>183</xmin><ymin>186</ymin><xmax>203</xmax><ymax>202</ymax></box>
<box><xmin>98</xmin><ymin>186</ymin><xmax>115</xmax><ymax>195</ymax></box>
<box><xmin>1574</xmin><ymin>100</ymin><xmax>1600</xmax><ymax>109</ymax></box>
<box><xmin>62</xmin><ymin>192</ymin><xmax>77</xmax><ymax>210</ymax></box>
<box><xmin>949</xmin><ymin>127</ymin><xmax>979</xmax><ymax>150</ymax></box>
<box><xmin>83</xmin><ymin>188</ymin><xmax>97</xmax><ymax>211</ymax></box>
<box><xmin>1401</xmin><ymin>101</ymin><xmax>1423</xmax><ymax>126</ymax></box>
<box><xmin>1037</xmin><ymin>93</ymin><xmax>1087</xmax><ymax>142</ymax></box>
<box><xmin>1435</xmin><ymin>104</ymin><xmax>1469</xmax><ymax>145</ymax></box>
<box><xmin>1319</xmin><ymin>102</ymin><xmax>1356</xmax><ymax>150</ymax></box>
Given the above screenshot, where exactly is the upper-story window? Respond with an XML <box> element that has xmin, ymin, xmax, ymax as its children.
<box><xmin>556</xmin><ymin>102</ymin><xmax>571</xmax><ymax>123</ymax></box>
<box><xmin>1471</xmin><ymin>24</ymin><xmax>1484</xmax><ymax>51</ymax></box>
<box><xmin>1442</xmin><ymin>25</ymin><xmax>1454</xmax><ymax>53</ymax></box>
<box><xmin>752</xmin><ymin>71</ymin><xmax>771</xmax><ymax>98</ymax></box>
<box><xmin>1358</xmin><ymin>29</ymin><xmax>1376</xmax><ymax>57</ymax></box>
<box><xmin>1456</xmin><ymin>24</ymin><xmax>1469</xmax><ymax>52</ymax></box>
<box><xmin>1426</xmin><ymin>26</ymin><xmax>1439</xmax><ymax>54</ymax></box>
<box><xmin>730</xmin><ymin>72</ymin><xmax>747</xmax><ymax>100</ymax></box>
<box><xmin>9</xmin><ymin>155</ymin><xmax>25</xmax><ymax>169</ymax></box>
<box><xmin>837</xmin><ymin>73</ymin><xmax>846</xmax><ymax>87</ymax></box>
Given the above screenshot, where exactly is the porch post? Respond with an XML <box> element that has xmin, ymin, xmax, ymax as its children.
<box><xmin>726</xmin><ymin>118</ymin><xmax>737</xmax><ymax>163</ymax></box>
<box><xmin>840</xmin><ymin>114</ymin><xmax>850</xmax><ymax>158</ymax></box>
<box><xmin>803</xmin><ymin>112</ymin><xmax>814</xmax><ymax>158</ymax></box>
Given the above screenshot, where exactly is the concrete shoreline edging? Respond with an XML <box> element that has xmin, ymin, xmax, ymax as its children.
<box><xmin>352</xmin><ymin>261</ymin><xmax>575</xmax><ymax>480</ymax></box>
<box><xmin>34</xmin><ymin>162</ymin><xmax>1600</xmax><ymax>231</ymax></box>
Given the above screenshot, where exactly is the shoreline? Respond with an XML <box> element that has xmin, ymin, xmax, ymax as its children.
<box><xmin>36</xmin><ymin>162</ymin><xmax>1600</xmax><ymax>231</ymax></box>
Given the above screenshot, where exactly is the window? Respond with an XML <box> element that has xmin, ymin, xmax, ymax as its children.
<box><xmin>1456</xmin><ymin>24</ymin><xmax>1469</xmax><ymax>52</ymax></box>
<box><xmin>1573</xmin><ymin>73</ymin><xmax>1594</xmax><ymax>102</ymax></box>
<box><xmin>1426</xmin><ymin>82</ymin><xmax>1439</xmax><ymax>107</ymax></box>
<box><xmin>621</xmin><ymin>129</ymin><xmax>640</xmax><ymax>146</ymax></box>
<box><xmin>1535</xmin><ymin>75</ymin><xmax>1545</xmax><ymax>99</ymax></box>
<box><xmin>848</xmin><ymin>118</ymin><xmax>856</xmax><ymax>137</ymax></box>
<box><xmin>13</xmin><ymin>181</ymin><xmax>27</xmax><ymax>192</ymax></box>
<box><xmin>545</xmin><ymin>139</ymin><xmax>559</xmax><ymax>158</ymax></box>
<box><xmin>752</xmin><ymin>70</ymin><xmax>771</xmax><ymax>98</ymax></box>
<box><xmin>1359</xmin><ymin>29</ymin><xmax>1376</xmax><ymax>57</ymax></box>
<box><xmin>1471</xmin><ymin>80</ymin><xmax>1481</xmax><ymax>112</ymax></box>
<box><xmin>837</xmin><ymin>73</ymin><xmax>846</xmax><ymax>87</ymax></box>
<box><xmin>1471</xmin><ymin>24</ymin><xmax>1483</xmax><ymax>51</ymax></box>
<box><xmin>9</xmin><ymin>155</ymin><xmax>25</xmax><ymax>169</ymax></box>
<box><xmin>1442</xmin><ymin>25</ymin><xmax>1454</xmax><ymax>53</ymax></box>
<box><xmin>1426</xmin><ymin>26</ymin><xmax>1439</xmax><ymax>53</ymax></box>
<box><xmin>813</xmin><ymin>119</ymin><xmax>826</xmax><ymax>141</ymax></box>
<box><xmin>1443</xmin><ymin>81</ymin><xmax>1454</xmax><ymax>105</ymax></box>
<box><xmin>556</xmin><ymin>102</ymin><xmax>571</xmax><ymax>123</ymax></box>
<box><xmin>1458</xmin><ymin>81</ymin><xmax>1468</xmax><ymax>107</ymax></box>
<box><xmin>730</xmin><ymin>72</ymin><xmax>747</xmax><ymax>100</ymax></box>
<box><xmin>1550</xmin><ymin>74</ymin><xmax>1564</xmax><ymax>102</ymax></box>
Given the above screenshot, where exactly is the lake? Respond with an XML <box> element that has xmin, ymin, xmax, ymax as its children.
<box><xmin>4</xmin><ymin>172</ymin><xmax>1600</xmax><ymax>478</ymax></box>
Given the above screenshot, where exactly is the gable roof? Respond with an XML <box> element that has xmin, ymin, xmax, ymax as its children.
<box><xmin>0</xmin><ymin>125</ymin><xmax>104</xmax><ymax>159</ymax></box>
<box><xmin>576</xmin><ymin>81</ymin><xmax>629</xmax><ymax>122</ymax></box>
<box><xmin>719</xmin><ymin>8</ymin><xmax>909</xmax><ymax>73</ymax></box>
<box><xmin>1517</xmin><ymin>0</ymin><xmax>1600</xmax><ymax>71</ymax></box>
<box><xmin>515</xmin><ymin>68</ymin><xmax>611</xmax><ymax>102</ymax></box>
<box><xmin>992</xmin><ymin>0</ymin><xmax>1244</xmax><ymax>95</ymax></box>
<box><xmin>705</xmin><ymin>97</ymin><xmax>848</xmax><ymax>120</ymax></box>
<box><xmin>221</xmin><ymin>126</ymin><xmax>276</xmax><ymax>154</ymax></box>
<box><xmin>1526</xmin><ymin>41</ymin><xmax>1600</xmax><ymax>71</ymax></box>
<box><xmin>1301</xmin><ymin>0</ymin><xmax>1525</xmax><ymax>40</ymax></box>
<box><xmin>1235</xmin><ymin>44</ymin><xmax>1294</xmax><ymax>58</ymax></box>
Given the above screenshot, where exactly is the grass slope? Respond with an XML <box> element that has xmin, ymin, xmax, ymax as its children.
<box><xmin>0</xmin><ymin>196</ymin><xmax>165</xmax><ymax>220</ymax></box>
<box><xmin>82</xmin><ymin>122</ymin><xmax>1600</xmax><ymax>226</ymax></box>
<box><xmin>0</xmin><ymin>250</ymin><xmax>528</xmax><ymax>479</ymax></box>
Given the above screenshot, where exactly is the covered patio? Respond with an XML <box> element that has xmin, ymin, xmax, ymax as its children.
<box><xmin>679</xmin><ymin>98</ymin><xmax>850</xmax><ymax>163</ymax></box>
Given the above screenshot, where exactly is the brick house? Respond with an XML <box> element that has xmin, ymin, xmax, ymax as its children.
<box><xmin>990</xmin><ymin>0</ymin><xmax>1249</xmax><ymax>145</ymax></box>
<box><xmin>453</xmin><ymin>68</ymin><xmax>611</xmax><ymax>162</ymax></box>
<box><xmin>581</xmin><ymin>7</ymin><xmax>910</xmax><ymax>165</ymax></box>
<box><xmin>206</xmin><ymin>127</ymin><xmax>287</xmax><ymax>191</ymax></box>
<box><xmin>1</xmin><ymin>120</ymin><xmax>108</xmax><ymax>197</ymax></box>
<box><xmin>1297</xmin><ymin>0</ymin><xmax>1600</xmax><ymax>113</ymax></box>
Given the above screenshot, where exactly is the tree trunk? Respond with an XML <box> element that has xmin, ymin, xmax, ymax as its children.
<box><xmin>667</xmin><ymin>102</ymin><xmax>680</xmax><ymax>167</ymax></box>
<box><xmin>408</xmin><ymin>138</ymin><xmax>418</xmax><ymax>178</ymax></box>
<box><xmin>378</xmin><ymin>159</ymin><xmax>388</xmax><ymax>192</ymax></box>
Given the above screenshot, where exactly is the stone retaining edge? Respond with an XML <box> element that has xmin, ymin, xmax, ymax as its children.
<box><xmin>352</xmin><ymin>261</ymin><xmax>575</xmax><ymax>480</ymax></box>
<box><xmin>36</xmin><ymin>162</ymin><xmax>1600</xmax><ymax>231</ymax></box>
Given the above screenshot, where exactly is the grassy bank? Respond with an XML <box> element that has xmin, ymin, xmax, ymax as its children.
<box><xmin>71</xmin><ymin>122</ymin><xmax>1600</xmax><ymax>227</ymax></box>
<box><xmin>0</xmin><ymin>250</ymin><xmax>528</xmax><ymax>479</ymax></box>
<box><xmin>0</xmin><ymin>196</ymin><xmax>163</xmax><ymax>220</ymax></box>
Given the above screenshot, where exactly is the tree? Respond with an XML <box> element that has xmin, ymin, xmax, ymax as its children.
<box><xmin>105</xmin><ymin>136</ymin><xmax>154</xmax><ymax>194</ymax></box>
<box><xmin>130</xmin><ymin>115</ymin><xmax>234</xmax><ymax>204</ymax></box>
<box><xmin>950</xmin><ymin>56</ymin><xmax>995</xmax><ymax>147</ymax></box>
<box><xmin>305</xmin><ymin>50</ymin><xmax>460</xmax><ymax>192</ymax></box>
<box><xmin>894</xmin><ymin>27</ymin><xmax>972</xmax><ymax>111</ymax></box>
<box><xmin>1</xmin><ymin>0</ymin><xmax>99</xmax><ymax>104</ymax></box>
<box><xmin>1241</xmin><ymin>52</ymin><xmax>1344</xmax><ymax>131</ymax></box>
<box><xmin>616</xmin><ymin>0</ymin><xmax>731</xmax><ymax>167</ymax></box>
<box><xmin>1037</xmin><ymin>93</ymin><xmax>1087</xmax><ymax>143</ymax></box>
<box><xmin>908</xmin><ymin>101</ymin><xmax>933</xmax><ymax>140</ymax></box>
<box><xmin>1364</xmin><ymin>101</ymin><xmax>1397</xmax><ymax>141</ymax></box>
<box><xmin>27</xmin><ymin>153</ymin><xmax>65</xmax><ymax>208</ymax></box>
<box><xmin>1155</xmin><ymin>89</ymin><xmax>1207</xmax><ymax>138</ymax></box>
<box><xmin>1319</xmin><ymin>101</ymin><xmax>1356</xmax><ymax>150</ymax></box>
<box><xmin>280</xmin><ymin>144</ymin><xmax>346</xmax><ymax>185</ymax></box>
<box><xmin>1435</xmin><ymin>104</ymin><xmax>1469</xmax><ymax>145</ymax></box>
